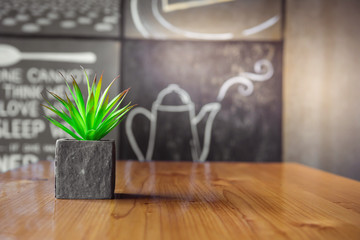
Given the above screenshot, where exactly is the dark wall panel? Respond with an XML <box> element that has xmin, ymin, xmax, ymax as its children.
<box><xmin>0</xmin><ymin>0</ymin><xmax>120</xmax><ymax>37</ymax></box>
<box><xmin>121</xmin><ymin>40</ymin><xmax>282</xmax><ymax>162</ymax></box>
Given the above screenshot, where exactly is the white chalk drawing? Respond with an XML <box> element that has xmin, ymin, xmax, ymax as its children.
<box><xmin>242</xmin><ymin>15</ymin><xmax>280</xmax><ymax>36</ymax></box>
<box><xmin>0</xmin><ymin>44</ymin><xmax>97</xmax><ymax>67</ymax></box>
<box><xmin>130</xmin><ymin>0</ymin><xmax>280</xmax><ymax>40</ymax></box>
<box><xmin>152</xmin><ymin>0</ymin><xmax>233</xmax><ymax>40</ymax></box>
<box><xmin>126</xmin><ymin>84</ymin><xmax>221</xmax><ymax>162</ymax></box>
<box><xmin>217</xmin><ymin>59</ymin><xmax>274</xmax><ymax>100</ymax></box>
<box><xmin>126</xmin><ymin>59</ymin><xmax>274</xmax><ymax>162</ymax></box>
<box><xmin>161</xmin><ymin>0</ymin><xmax>234</xmax><ymax>13</ymax></box>
<box><xmin>130</xmin><ymin>0</ymin><xmax>150</xmax><ymax>38</ymax></box>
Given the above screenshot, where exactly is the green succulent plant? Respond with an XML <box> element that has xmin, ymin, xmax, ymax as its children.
<box><xmin>42</xmin><ymin>68</ymin><xmax>134</xmax><ymax>141</ymax></box>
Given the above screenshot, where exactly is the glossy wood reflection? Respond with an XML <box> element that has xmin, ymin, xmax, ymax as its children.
<box><xmin>1</xmin><ymin>161</ymin><xmax>360</xmax><ymax>240</ymax></box>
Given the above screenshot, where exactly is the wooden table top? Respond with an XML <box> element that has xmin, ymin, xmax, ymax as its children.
<box><xmin>0</xmin><ymin>161</ymin><xmax>360</xmax><ymax>240</ymax></box>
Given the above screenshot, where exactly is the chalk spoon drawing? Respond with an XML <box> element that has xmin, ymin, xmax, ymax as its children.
<box><xmin>0</xmin><ymin>44</ymin><xmax>97</xmax><ymax>67</ymax></box>
<box><xmin>126</xmin><ymin>59</ymin><xmax>274</xmax><ymax>162</ymax></box>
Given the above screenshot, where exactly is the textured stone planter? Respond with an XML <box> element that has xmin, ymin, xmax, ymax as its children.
<box><xmin>55</xmin><ymin>139</ymin><xmax>115</xmax><ymax>199</ymax></box>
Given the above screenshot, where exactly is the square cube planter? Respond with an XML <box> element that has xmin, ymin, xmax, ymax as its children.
<box><xmin>55</xmin><ymin>139</ymin><xmax>115</xmax><ymax>199</ymax></box>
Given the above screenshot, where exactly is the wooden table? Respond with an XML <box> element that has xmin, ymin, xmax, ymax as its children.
<box><xmin>0</xmin><ymin>161</ymin><xmax>360</xmax><ymax>239</ymax></box>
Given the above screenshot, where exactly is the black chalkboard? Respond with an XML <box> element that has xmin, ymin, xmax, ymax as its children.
<box><xmin>0</xmin><ymin>38</ymin><xmax>120</xmax><ymax>172</ymax></box>
<box><xmin>0</xmin><ymin>0</ymin><xmax>284</xmax><ymax>173</ymax></box>
<box><xmin>120</xmin><ymin>40</ymin><xmax>282</xmax><ymax>162</ymax></box>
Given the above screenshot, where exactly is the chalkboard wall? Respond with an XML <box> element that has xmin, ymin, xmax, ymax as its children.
<box><xmin>0</xmin><ymin>0</ymin><xmax>283</xmax><ymax>172</ymax></box>
<box><xmin>0</xmin><ymin>38</ymin><xmax>120</xmax><ymax>171</ymax></box>
<box><xmin>121</xmin><ymin>40</ymin><xmax>282</xmax><ymax>162</ymax></box>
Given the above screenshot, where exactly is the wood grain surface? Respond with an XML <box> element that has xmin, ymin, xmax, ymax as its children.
<box><xmin>1</xmin><ymin>161</ymin><xmax>360</xmax><ymax>240</ymax></box>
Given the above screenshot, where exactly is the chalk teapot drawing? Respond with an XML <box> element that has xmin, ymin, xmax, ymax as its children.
<box><xmin>126</xmin><ymin>84</ymin><xmax>221</xmax><ymax>162</ymax></box>
<box><xmin>126</xmin><ymin>59</ymin><xmax>274</xmax><ymax>162</ymax></box>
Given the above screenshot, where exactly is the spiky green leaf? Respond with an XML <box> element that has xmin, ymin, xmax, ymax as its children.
<box><xmin>96</xmin><ymin>75</ymin><xmax>120</xmax><ymax>115</ymax></box>
<box><xmin>81</xmin><ymin>66</ymin><xmax>91</xmax><ymax>96</ymax></box>
<box><xmin>94</xmin><ymin>73</ymin><xmax>103</xmax><ymax>107</ymax></box>
<box><xmin>71</xmin><ymin>76</ymin><xmax>86</xmax><ymax>120</ymax></box>
<box><xmin>44</xmin><ymin>116</ymin><xmax>82</xmax><ymax>140</ymax></box>
<box><xmin>42</xmin><ymin>69</ymin><xmax>134</xmax><ymax>141</ymax></box>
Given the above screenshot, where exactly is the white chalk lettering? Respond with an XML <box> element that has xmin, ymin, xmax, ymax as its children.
<box><xmin>0</xmin><ymin>119</ymin><xmax>46</xmax><ymax>139</ymax></box>
<box><xmin>2</xmin><ymin>83</ymin><xmax>43</xmax><ymax>99</ymax></box>
<box><xmin>27</xmin><ymin>68</ymin><xmax>94</xmax><ymax>84</ymax></box>
<box><xmin>42</xmin><ymin>144</ymin><xmax>55</xmax><ymax>153</ymax></box>
<box><xmin>0</xmin><ymin>68</ymin><xmax>22</xmax><ymax>83</ymax></box>
<box><xmin>0</xmin><ymin>154</ymin><xmax>39</xmax><ymax>172</ymax></box>
<box><xmin>0</xmin><ymin>100</ymin><xmax>39</xmax><ymax>117</ymax></box>
<box><xmin>22</xmin><ymin>143</ymin><xmax>41</xmax><ymax>153</ymax></box>
<box><xmin>9</xmin><ymin>143</ymin><xmax>20</xmax><ymax>152</ymax></box>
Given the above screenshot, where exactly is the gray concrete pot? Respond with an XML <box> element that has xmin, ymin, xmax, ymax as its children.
<box><xmin>55</xmin><ymin>139</ymin><xmax>115</xmax><ymax>199</ymax></box>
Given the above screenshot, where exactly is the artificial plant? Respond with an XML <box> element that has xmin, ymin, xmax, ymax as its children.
<box><xmin>42</xmin><ymin>67</ymin><xmax>134</xmax><ymax>140</ymax></box>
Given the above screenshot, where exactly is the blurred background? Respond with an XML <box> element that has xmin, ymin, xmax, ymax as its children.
<box><xmin>0</xmin><ymin>0</ymin><xmax>359</xmax><ymax>180</ymax></box>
